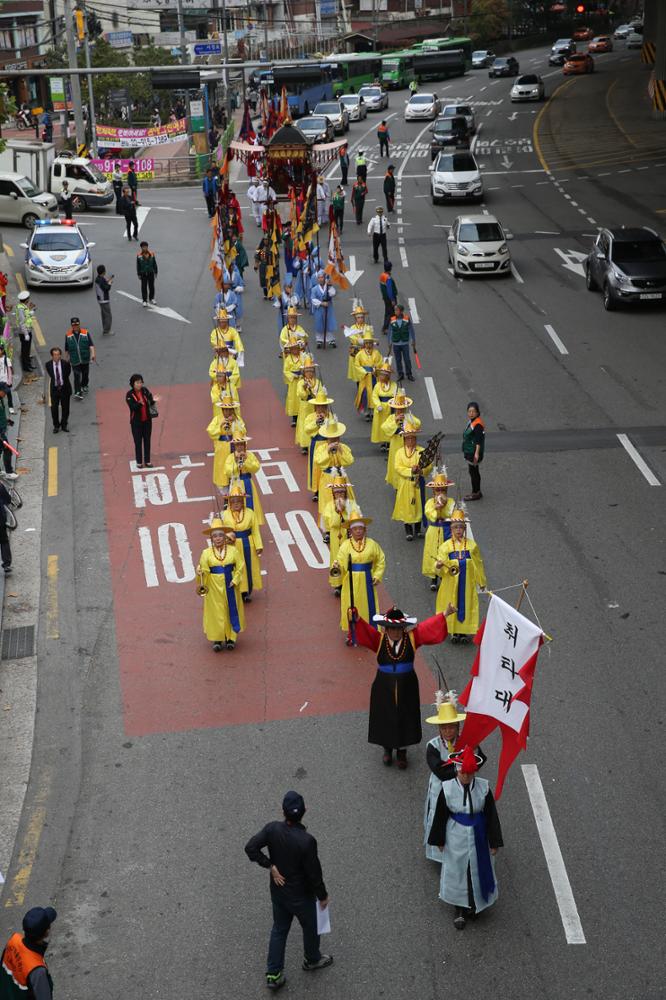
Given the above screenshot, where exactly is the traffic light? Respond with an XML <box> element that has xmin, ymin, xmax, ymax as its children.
<box><xmin>74</xmin><ymin>9</ymin><xmax>85</xmax><ymax>40</ymax></box>
<box><xmin>575</xmin><ymin>4</ymin><xmax>586</xmax><ymax>13</ymax></box>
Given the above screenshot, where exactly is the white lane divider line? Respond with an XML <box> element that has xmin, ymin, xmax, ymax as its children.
<box><xmin>522</xmin><ymin>765</ymin><xmax>586</xmax><ymax>945</ymax></box>
<box><xmin>424</xmin><ymin>377</ymin><xmax>443</xmax><ymax>420</ymax></box>
<box><xmin>544</xmin><ymin>323</ymin><xmax>569</xmax><ymax>355</ymax></box>
<box><xmin>510</xmin><ymin>262</ymin><xmax>524</xmax><ymax>284</ymax></box>
<box><xmin>408</xmin><ymin>297</ymin><xmax>420</xmax><ymax>323</ymax></box>
<box><xmin>616</xmin><ymin>434</ymin><xmax>661</xmax><ymax>486</ymax></box>
<box><xmin>399</xmin><ymin>245</ymin><xmax>409</xmax><ymax>268</ymax></box>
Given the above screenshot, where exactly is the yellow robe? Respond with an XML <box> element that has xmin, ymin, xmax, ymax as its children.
<box><xmin>221</xmin><ymin>450</ymin><xmax>265</xmax><ymax>524</ymax></box>
<box><xmin>210</xmin><ymin>325</ymin><xmax>244</xmax><ymax>358</ymax></box>
<box><xmin>323</xmin><ymin>499</ymin><xmax>350</xmax><ymax>588</ymax></box>
<box><xmin>209</xmin><ymin>356</ymin><xmax>241</xmax><ymax>390</ymax></box>
<box><xmin>354</xmin><ymin>347</ymin><xmax>383</xmax><ymax>413</ymax></box>
<box><xmin>283</xmin><ymin>352</ymin><xmax>305</xmax><ymax>417</ymax></box>
<box><xmin>303</xmin><ymin>412</ymin><xmax>329</xmax><ymax>493</ymax></box>
<box><xmin>211</xmin><ymin>380</ymin><xmax>240</xmax><ymax>416</ymax></box>
<box><xmin>391</xmin><ymin>445</ymin><xmax>432</xmax><ymax>524</ymax></box>
<box><xmin>222</xmin><ymin>507</ymin><xmax>263</xmax><ymax>594</ymax></box>
<box><xmin>197</xmin><ymin>544</ymin><xmax>245</xmax><ymax>642</ymax></box>
<box><xmin>314</xmin><ymin>440</ymin><xmax>355</xmax><ymax>517</ymax></box>
<box><xmin>207</xmin><ymin>411</ymin><xmax>246</xmax><ymax>488</ymax></box>
<box><xmin>421</xmin><ymin>496</ymin><xmax>455</xmax><ymax>578</ymax></box>
<box><xmin>381</xmin><ymin>414</ymin><xmax>422</xmax><ymax>489</ymax></box>
<box><xmin>346</xmin><ymin>324</ymin><xmax>370</xmax><ymax>380</ymax></box>
<box><xmin>335</xmin><ymin>537</ymin><xmax>386</xmax><ymax>632</ymax></box>
<box><xmin>280</xmin><ymin>322</ymin><xmax>309</xmax><ymax>351</ymax></box>
<box><xmin>370</xmin><ymin>380</ymin><xmax>397</xmax><ymax>443</ymax></box>
<box><xmin>435</xmin><ymin>536</ymin><xmax>487</xmax><ymax>636</ymax></box>
<box><xmin>295</xmin><ymin>377</ymin><xmax>322</xmax><ymax>448</ymax></box>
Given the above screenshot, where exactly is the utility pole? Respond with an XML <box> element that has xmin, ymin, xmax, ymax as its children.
<box><xmin>263</xmin><ymin>0</ymin><xmax>269</xmax><ymax>59</ymax></box>
<box><xmin>80</xmin><ymin>2</ymin><xmax>98</xmax><ymax>155</ymax></box>
<box><xmin>176</xmin><ymin>0</ymin><xmax>189</xmax><ymax>64</ymax></box>
<box><xmin>63</xmin><ymin>0</ymin><xmax>86</xmax><ymax>149</ymax></box>
<box><xmin>220</xmin><ymin>0</ymin><xmax>231</xmax><ymax>115</ymax></box>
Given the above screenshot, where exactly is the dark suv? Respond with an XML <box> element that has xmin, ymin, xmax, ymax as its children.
<box><xmin>430</xmin><ymin>116</ymin><xmax>471</xmax><ymax>158</ymax></box>
<box><xmin>488</xmin><ymin>56</ymin><xmax>519</xmax><ymax>77</ymax></box>
<box><xmin>585</xmin><ymin>227</ymin><xmax>666</xmax><ymax>310</ymax></box>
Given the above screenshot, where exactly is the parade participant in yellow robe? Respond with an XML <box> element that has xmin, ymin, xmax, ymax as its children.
<box><xmin>354</xmin><ymin>334</ymin><xmax>382</xmax><ymax>419</ymax></box>
<box><xmin>222</xmin><ymin>426</ymin><xmax>265</xmax><ymax>524</ymax></box>
<box><xmin>196</xmin><ymin>518</ymin><xmax>245</xmax><ymax>651</ymax></box>
<box><xmin>392</xmin><ymin>416</ymin><xmax>433</xmax><ymax>541</ymax></box>
<box><xmin>282</xmin><ymin>336</ymin><xmax>307</xmax><ymax>425</ymax></box>
<box><xmin>370</xmin><ymin>358</ymin><xmax>397</xmax><ymax>448</ymax></box>
<box><xmin>331</xmin><ymin>506</ymin><xmax>386</xmax><ymax>641</ymax></box>
<box><xmin>210</xmin><ymin>309</ymin><xmax>245</xmax><ymax>361</ymax></box>
<box><xmin>314</xmin><ymin>415</ymin><xmax>355</xmax><ymax>518</ymax></box>
<box><xmin>209</xmin><ymin>343</ymin><xmax>241</xmax><ymax>390</ymax></box>
<box><xmin>206</xmin><ymin>394</ymin><xmax>246</xmax><ymax>491</ymax></box>
<box><xmin>303</xmin><ymin>389</ymin><xmax>334</xmax><ymax>496</ymax></box>
<box><xmin>322</xmin><ymin>472</ymin><xmax>353</xmax><ymax>593</ymax></box>
<box><xmin>222</xmin><ymin>481</ymin><xmax>263</xmax><ymax>601</ymax></box>
<box><xmin>295</xmin><ymin>354</ymin><xmax>322</xmax><ymax>450</ymax></box>
<box><xmin>422</xmin><ymin>468</ymin><xmax>456</xmax><ymax>590</ymax></box>
<box><xmin>381</xmin><ymin>391</ymin><xmax>420</xmax><ymax>489</ymax></box>
<box><xmin>345</xmin><ymin>305</ymin><xmax>373</xmax><ymax>382</ymax></box>
<box><xmin>435</xmin><ymin>508</ymin><xmax>487</xmax><ymax>642</ymax></box>
<box><xmin>210</xmin><ymin>367</ymin><xmax>240</xmax><ymax>414</ymax></box>
<box><xmin>279</xmin><ymin>306</ymin><xmax>309</xmax><ymax>352</ymax></box>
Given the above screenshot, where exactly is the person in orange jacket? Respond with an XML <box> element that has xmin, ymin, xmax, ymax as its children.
<box><xmin>1</xmin><ymin>906</ymin><xmax>57</xmax><ymax>1000</ymax></box>
<box><xmin>377</xmin><ymin>120</ymin><xmax>390</xmax><ymax>157</ymax></box>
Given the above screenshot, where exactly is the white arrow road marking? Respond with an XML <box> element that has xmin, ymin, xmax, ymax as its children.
<box><xmin>508</xmin><ymin>111</ymin><xmax>518</xmax><ymax>121</ymax></box>
<box><xmin>408</xmin><ymin>297</ymin><xmax>420</xmax><ymax>323</ymax></box>
<box><xmin>553</xmin><ymin>248</ymin><xmax>587</xmax><ymax>277</ymax></box>
<box><xmin>136</xmin><ymin>206</ymin><xmax>150</xmax><ymax>233</ymax></box>
<box><xmin>116</xmin><ymin>290</ymin><xmax>191</xmax><ymax>323</ymax></box>
<box><xmin>500</xmin><ymin>155</ymin><xmax>513</xmax><ymax>169</ymax></box>
<box><xmin>345</xmin><ymin>254</ymin><xmax>364</xmax><ymax>286</ymax></box>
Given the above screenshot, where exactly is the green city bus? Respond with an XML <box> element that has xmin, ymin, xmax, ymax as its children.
<box><xmin>381</xmin><ymin>50</ymin><xmax>416</xmax><ymax>89</ymax></box>
<box><xmin>329</xmin><ymin>57</ymin><xmax>383</xmax><ymax>96</ymax></box>
<box><xmin>411</xmin><ymin>36</ymin><xmax>473</xmax><ymax>68</ymax></box>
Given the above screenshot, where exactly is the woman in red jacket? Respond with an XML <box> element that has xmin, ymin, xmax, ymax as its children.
<box><xmin>125</xmin><ymin>373</ymin><xmax>157</xmax><ymax>469</ymax></box>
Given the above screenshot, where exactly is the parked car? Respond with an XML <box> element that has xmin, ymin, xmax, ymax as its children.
<box><xmin>294</xmin><ymin>115</ymin><xmax>335</xmax><ymax>143</ymax></box>
<box><xmin>429</xmin><ymin>151</ymin><xmax>483</xmax><ymax>205</ymax></box>
<box><xmin>563</xmin><ymin>52</ymin><xmax>594</xmax><ymax>74</ymax></box>
<box><xmin>405</xmin><ymin>92</ymin><xmax>441</xmax><ymax>121</ymax></box>
<box><xmin>440</xmin><ymin>103</ymin><xmax>476</xmax><ymax>134</ymax></box>
<box><xmin>21</xmin><ymin>219</ymin><xmax>94</xmax><ymax>287</ymax></box>
<box><xmin>573</xmin><ymin>26</ymin><xmax>594</xmax><ymax>41</ymax></box>
<box><xmin>471</xmin><ymin>49</ymin><xmax>495</xmax><ymax>68</ymax></box>
<box><xmin>0</xmin><ymin>171</ymin><xmax>58</xmax><ymax>229</ymax></box>
<box><xmin>585</xmin><ymin>227</ymin><xmax>666</xmax><ymax>310</ymax></box>
<box><xmin>429</xmin><ymin>116</ymin><xmax>470</xmax><ymax>157</ymax></box>
<box><xmin>488</xmin><ymin>56</ymin><xmax>520</xmax><ymax>77</ymax></box>
<box><xmin>510</xmin><ymin>74</ymin><xmax>545</xmax><ymax>102</ymax></box>
<box><xmin>358</xmin><ymin>84</ymin><xmax>388</xmax><ymax>111</ymax></box>
<box><xmin>626</xmin><ymin>31</ymin><xmax>643</xmax><ymax>49</ymax></box>
<box><xmin>338</xmin><ymin>93</ymin><xmax>367</xmax><ymax>121</ymax></box>
<box><xmin>314</xmin><ymin>100</ymin><xmax>349</xmax><ymax>134</ymax></box>
<box><xmin>613</xmin><ymin>23</ymin><xmax>632</xmax><ymax>39</ymax></box>
<box><xmin>548</xmin><ymin>39</ymin><xmax>576</xmax><ymax>65</ymax></box>
<box><xmin>447</xmin><ymin>214</ymin><xmax>512</xmax><ymax>277</ymax></box>
<box><xmin>588</xmin><ymin>35</ymin><xmax>613</xmax><ymax>53</ymax></box>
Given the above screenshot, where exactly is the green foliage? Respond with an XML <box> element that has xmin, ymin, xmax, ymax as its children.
<box><xmin>130</xmin><ymin>43</ymin><xmax>177</xmax><ymax>108</ymax></box>
<box><xmin>0</xmin><ymin>83</ymin><xmax>18</xmax><ymax>153</ymax></box>
<box><xmin>468</xmin><ymin>0</ymin><xmax>510</xmax><ymax>44</ymax></box>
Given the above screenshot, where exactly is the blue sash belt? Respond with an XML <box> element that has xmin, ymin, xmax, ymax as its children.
<box><xmin>308</xmin><ymin>432</ymin><xmax>324</xmax><ymax>487</ymax></box>
<box><xmin>350</xmin><ymin>562</ymin><xmax>377</xmax><ymax>623</ymax></box>
<box><xmin>209</xmin><ymin>564</ymin><xmax>241</xmax><ymax>632</ymax></box>
<box><xmin>377</xmin><ymin>660</ymin><xmax>414</xmax><ymax>675</ymax></box>
<box><xmin>418</xmin><ymin>475</ymin><xmax>427</xmax><ymax>528</ymax></box>
<box><xmin>450</xmin><ymin>811</ymin><xmax>495</xmax><ymax>902</ymax></box>
<box><xmin>449</xmin><ymin>551</ymin><xmax>470</xmax><ymax>623</ymax></box>
<box><xmin>239</xmin><ymin>472</ymin><xmax>255</xmax><ymax>511</ymax></box>
<box><xmin>218</xmin><ymin>434</ymin><xmax>232</xmax><ymax>442</ymax></box>
<box><xmin>234</xmin><ymin>528</ymin><xmax>253</xmax><ymax>592</ymax></box>
<box><xmin>430</xmin><ymin>519</ymin><xmax>452</xmax><ymax>540</ymax></box>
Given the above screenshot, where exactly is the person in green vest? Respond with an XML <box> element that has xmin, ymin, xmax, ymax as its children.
<box><xmin>64</xmin><ymin>317</ymin><xmax>96</xmax><ymax>400</ymax></box>
<box><xmin>355</xmin><ymin>149</ymin><xmax>367</xmax><ymax>182</ymax></box>
<box><xmin>462</xmin><ymin>401</ymin><xmax>485</xmax><ymax>501</ymax></box>
<box><xmin>388</xmin><ymin>304</ymin><xmax>416</xmax><ymax>382</ymax></box>
<box><xmin>331</xmin><ymin>184</ymin><xmax>345</xmax><ymax>233</ymax></box>
<box><xmin>13</xmin><ymin>290</ymin><xmax>36</xmax><ymax>373</ymax></box>
<box><xmin>136</xmin><ymin>241</ymin><xmax>158</xmax><ymax>306</ymax></box>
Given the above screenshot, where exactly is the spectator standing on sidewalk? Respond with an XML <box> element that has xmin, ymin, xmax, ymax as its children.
<box><xmin>64</xmin><ymin>318</ymin><xmax>95</xmax><ymax>400</ymax></box>
<box><xmin>136</xmin><ymin>242</ymin><xmax>158</xmax><ymax>306</ymax></box>
<box><xmin>0</xmin><ymin>343</ymin><xmax>15</xmax><ymax>414</ymax></box>
<box><xmin>384</xmin><ymin>164</ymin><xmax>396</xmax><ymax>213</ymax></box>
<box><xmin>388</xmin><ymin>304</ymin><xmax>416</xmax><ymax>382</ymax></box>
<box><xmin>367</xmin><ymin>206</ymin><xmax>390</xmax><ymax>265</ymax></box>
<box><xmin>0</xmin><ymin>482</ymin><xmax>13</xmax><ymax>574</ymax></box>
<box><xmin>377</xmin><ymin>120</ymin><xmax>390</xmax><ymax>157</ymax></box>
<box><xmin>45</xmin><ymin>347</ymin><xmax>72</xmax><ymax>433</ymax></box>
<box><xmin>0</xmin><ymin>390</ymin><xmax>17</xmax><ymax>480</ymax></box>
<box><xmin>202</xmin><ymin>168</ymin><xmax>219</xmax><ymax>218</ymax></box>
<box><xmin>13</xmin><ymin>290</ymin><xmax>36</xmax><ymax>372</ymax></box>
<box><xmin>119</xmin><ymin>187</ymin><xmax>138</xmax><ymax>240</ymax></box>
<box><xmin>245</xmin><ymin>791</ymin><xmax>333</xmax><ymax>992</ymax></box>
<box><xmin>60</xmin><ymin>180</ymin><xmax>73</xmax><ymax>220</ymax></box>
<box><xmin>379</xmin><ymin>262</ymin><xmax>398</xmax><ymax>335</ymax></box>
<box><xmin>112</xmin><ymin>166</ymin><xmax>124</xmax><ymax>214</ymax></box>
<box><xmin>95</xmin><ymin>265</ymin><xmax>113</xmax><ymax>336</ymax></box>
<box><xmin>0</xmin><ymin>906</ymin><xmax>58</xmax><ymax>1000</ymax></box>
<box><xmin>462</xmin><ymin>401</ymin><xmax>485</xmax><ymax>501</ymax></box>
<box><xmin>127</xmin><ymin>160</ymin><xmax>139</xmax><ymax>204</ymax></box>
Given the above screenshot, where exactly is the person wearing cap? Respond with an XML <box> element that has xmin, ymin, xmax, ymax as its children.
<box><xmin>0</xmin><ymin>390</ymin><xmax>18</xmax><ymax>481</ymax></box>
<box><xmin>381</xmin><ymin>394</ymin><xmax>421</xmax><ymax>489</ymax></box>
<box><xmin>370</xmin><ymin>357</ymin><xmax>397</xmax><ymax>450</ymax></box>
<box><xmin>353</xmin><ymin>334</ymin><xmax>382</xmax><ymax>419</ymax></box>
<box><xmin>355</xmin><ymin>148</ymin><xmax>367</xmax><ymax>182</ymax></box>
<box><xmin>196</xmin><ymin>518</ymin><xmax>245</xmax><ymax>651</ymax></box>
<box><xmin>387</xmin><ymin>303</ymin><xmax>416</xmax><ymax>381</ymax></box>
<box><xmin>379</xmin><ymin>262</ymin><xmax>398</xmax><ymax>335</ymax></box>
<box><xmin>213</xmin><ymin>278</ymin><xmax>239</xmax><ymax>331</ymax></box>
<box><xmin>220</xmin><ymin>260</ymin><xmax>245</xmax><ymax>331</ymax></box>
<box><xmin>316</xmin><ymin>174</ymin><xmax>330</xmax><ymax>226</ymax></box>
<box><xmin>331</xmin><ymin>183</ymin><xmax>345</xmax><ymax>233</ymax></box>
<box><xmin>377</xmin><ymin>119</ymin><xmax>390</xmax><ymax>157</ymax></box>
<box><xmin>95</xmin><ymin>264</ymin><xmax>114</xmax><ymax>337</ymax></box>
<box><xmin>462</xmin><ymin>401</ymin><xmax>485</xmax><ymax>501</ymax></box>
<box><xmin>344</xmin><ymin>305</ymin><xmax>371</xmax><ymax>384</ymax></box>
<box><xmin>383</xmin><ymin>163</ymin><xmax>396</xmax><ymax>212</ymax></box>
<box><xmin>125</xmin><ymin>373</ymin><xmax>157</xmax><ymax>468</ymax></box>
<box><xmin>322</xmin><ymin>472</ymin><xmax>353</xmax><ymax>594</ymax></box>
<box><xmin>391</xmin><ymin>415</ymin><xmax>433</xmax><ymax>541</ymax></box>
<box><xmin>352</xmin><ymin>605</ymin><xmax>455</xmax><ymax>768</ymax></box>
<box><xmin>222</xmin><ymin>426</ymin><xmax>264</xmax><ymax>523</ymax></box>
<box><xmin>424</xmin><ymin>692</ymin><xmax>486</xmax><ymax>861</ymax></box>
<box><xmin>295</xmin><ymin>354</ymin><xmax>323</xmax><ymax>450</ymax></box>
<box><xmin>207</xmin><ymin>396</ymin><xmax>246</xmax><ymax>495</ymax></box>
<box><xmin>310</xmin><ymin>272</ymin><xmax>337</xmax><ymax>349</ymax></box>
<box><xmin>1</xmin><ymin>906</ymin><xmax>57</xmax><ymax>1000</ymax></box>
<box><xmin>331</xmin><ymin>506</ymin><xmax>384</xmax><ymax>640</ymax></box>
<box><xmin>282</xmin><ymin>336</ymin><xmax>307</xmax><ymax>427</ymax></box>
<box><xmin>435</xmin><ymin>507</ymin><xmax>487</xmax><ymax>642</ymax></box>
<box><xmin>427</xmin><ymin>744</ymin><xmax>502</xmax><ymax>928</ymax></box>
<box><xmin>210</xmin><ymin>363</ymin><xmax>240</xmax><ymax>413</ymax></box>
<box><xmin>13</xmin><ymin>291</ymin><xmax>36</xmax><ymax>373</ymax></box>
<box><xmin>279</xmin><ymin>305</ymin><xmax>308</xmax><ymax>352</ymax></box>
<box><xmin>350</xmin><ymin>175</ymin><xmax>368</xmax><ymax>225</ymax></box>
<box><xmin>281</xmin><ymin>220</ymin><xmax>295</xmax><ymax>282</ymax></box>
<box><xmin>339</xmin><ymin>143</ymin><xmax>349</xmax><ymax>185</ymax></box>
<box><xmin>275</xmin><ymin>283</ymin><xmax>300</xmax><ymax>338</ymax></box>
<box><xmin>244</xmin><ymin>791</ymin><xmax>332</xmax><ymax>991</ymax></box>
<box><xmin>303</xmin><ymin>388</ymin><xmax>333</xmax><ymax>498</ymax></box>
<box><xmin>136</xmin><ymin>240</ymin><xmax>158</xmax><ymax>306</ymax></box>
<box><xmin>422</xmin><ymin>468</ymin><xmax>456</xmax><ymax>589</ymax></box>
<box><xmin>254</xmin><ymin>233</ymin><xmax>270</xmax><ymax>298</ymax></box>
<box><xmin>210</xmin><ymin>309</ymin><xmax>244</xmax><ymax>360</ymax></box>
<box><xmin>314</xmin><ymin>415</ymin><xmax>355</xmax><ymax>519</ymax></box>
<box><xmin>118</xmin><ymin>185</ymin><xmax>138</xmax><ymax>240</ymax></box>
<box><xmin>64</xmin><ymin>318</ymin><xmax>95</xmax><ymax>400</ymax></box>
<box><xmin>247</xmin><ymin>177</ymin><xmax>262</xmax><ymax>226</ymax></box>
<box><xmin>222</xmin><ymin>481</ymin><xmax>263</xmax><ymax>603</ymax></box>
<box><xmin>367</xmin><ymin>207</ymin><xmax>390</xmax><ymax>266</ymax></box>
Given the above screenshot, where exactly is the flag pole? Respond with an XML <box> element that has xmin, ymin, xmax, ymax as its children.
<box><xmin>515</xmin><ymin>579</ymin><xmax>529</xmax><ymax>612</ymax></box>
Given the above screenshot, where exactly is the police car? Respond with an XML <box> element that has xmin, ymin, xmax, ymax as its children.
<box><xmin>21</xmin><ymin>219</ymin><xmax>95</xmax><ymax>288</ymax></box>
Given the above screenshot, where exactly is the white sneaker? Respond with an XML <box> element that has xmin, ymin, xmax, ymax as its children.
<box><xmin>9</xmin><ymin>407</ymin><xmax>15</xmax><ymax>414</ymax></box>
<box><xmin>149</xmin><ymin>299</ymin><xmax>156</xmax><ymax>305</ymax></box>
<box><xmin>2</xmin><ymin>472</ymin><xmax>18</xmax><ymax>480</ymax></box>
<box><xmin>142</xmin><ymin>301</ymin><xmax>147</xmax><ymax>307</ymax></box>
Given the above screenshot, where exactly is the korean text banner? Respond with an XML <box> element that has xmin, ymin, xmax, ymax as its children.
<box><xmin>91</xmin><ymin>158</ymin><xmax>155</xmax><ymax>181</ymax></box>
<box><xmin>95</xmin><ymin>118</ymin><xmax>187</xmax><ymax>148</ymax></box>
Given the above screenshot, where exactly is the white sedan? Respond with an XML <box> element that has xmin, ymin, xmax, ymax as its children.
<box><xmin>405</xmin><ymin>92</ymin><xmax>441</xmax><ymax>121</ymax></box>
<box><xmin>358</xmin><ymin>85</ymin><xmax>388</xmax><ymax>111</ymax></box>
<box><xmin>22</xmin><ymin>219</ymin><xmax>94</xmax><ymax>287</ymax></box>
<box><xmin>338</xmin><ymin>93</ymin><xmax>367</xmax><ymax>121</ymax></box>
<box><xmin>447</xmin><ymin>214</ymin><xmax>511</xmax><ymax>277</ymax></box>
<box><xmin>430</xmin><ymin>151</ymin><xmax>483</xmax><ymax>205</ymax></box>
<box><xmin>510</xmin><ymin>74</ymin><xmax>545</xmax><ymax>102</ymax></box>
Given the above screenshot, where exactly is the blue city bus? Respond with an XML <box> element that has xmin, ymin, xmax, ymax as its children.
<box><xmin>272</xmin><ymin>66</ymin><xmax>334</xmax><ymax>116</ymax></box>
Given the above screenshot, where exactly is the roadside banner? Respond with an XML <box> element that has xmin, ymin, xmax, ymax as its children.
<box><xmin>91</xmin><ymin>157</ymin><xmax>155</xmax><ymax>181</ymax></box>
<box><xmin>95</xmin><ymin>118</ymin><xmax>187</xmax><ymax>148</ymax></box>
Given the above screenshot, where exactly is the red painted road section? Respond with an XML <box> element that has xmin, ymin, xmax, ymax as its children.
<box><xmin>98</xmin><ymin>378</ymin><xmax>434</xmax><ymax>736</ymax></box>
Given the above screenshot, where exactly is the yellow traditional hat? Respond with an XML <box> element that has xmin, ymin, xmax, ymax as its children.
<box><xmin>327</xmin><ymin>470</ymin><xmax>352</xmax><ymax>490</ymax></box>
<box><xmin>286</xmin><ymin>306</ymin><xmax>301</xmax><ymax>318</ymax></box>
<box><xmin>319</xmin><ymin>415</ymin><xmax>346</xmax><ymax>438</ymax></box>
<box><xmin>286</xmin><ymin>335</ymin><xmax>304</xmax><ymax>349</ymax></box>
<box><xmin>215</xmin><ymin>308</ymin><xmax>229</xmax><ymax>321</ymax></box>
<box><xmin>425</xmin><ymin>691</ymin><xmax>467</xmax><ymax>726</ymax></box>
<box><xmin>427</xmin><ymin>466</ymin><xmax>455</xmax><ymax>489</ymax></box>
<box><xmin>203</xmin><ymin>516</ymin><xmax>229</xmax><ymax>537</ymax></box>
<box><xmin>312</xmin><ymin>386</ymin><xmax>334</xmax><ymax>406</ymax></box>
<box><xmin>402</xmin><ymin>412</ymin><xmax>420</xmax><ymax>435</ymax></box>
<box><xmin>346</xmin><ymin>503</ymin><xmax>372</xmax><ymax>527</ymax></box>
<box><xmin>375</xmin><ymin>356</ymin><xmax>393</xmax><ymax>375</ymax></box>
<box><xmin>216</xmin><ymin>393</ymin><xmax>240</xmax><ymax>410</ymax></box>
<box><xmin>301</xmin><ymin>353</ymin><xmax>316</xmax><ymax>369</ymax></box>
<box><xmin>228</xmin><ymin>480</ymin><xmax>247</xmax><ymax>500</ymax></box>
<box><xmin>362</xmin><ymin>331</ymin><xmax>377</xmax><ymax>343</ymax></box>
<box><xmin>351</xmin><ymin>304</ymin><xmax>367</xmax><ymax>316</ymax></box>
<box><xmin>389</xmin><ymin>389</ymin><xmax>412</xmax><ymax>409</ymax></box>
<box><xmin>231</xmin><ymin>421</ymin><xmax>250</xmax><ymax>443</ymax></box>
<box><xmin>449</xmin><ymin>506</ymin><xmax>470</xmax><ymax>525</ymax></box>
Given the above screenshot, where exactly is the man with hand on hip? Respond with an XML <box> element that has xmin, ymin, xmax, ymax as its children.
<box><xmin>367</xmin><ymin>206</ymin><xmax>390</xmax><ymax>265</ymax></box>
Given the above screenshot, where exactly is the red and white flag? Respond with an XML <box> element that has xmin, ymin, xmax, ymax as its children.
<box><xmin>457</xmin><ymin>594</ymin><xmax>544</xmax><ymax>798</ymax></box>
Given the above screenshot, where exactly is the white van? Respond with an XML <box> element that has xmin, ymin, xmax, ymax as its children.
<box><xmin>0</xmin><ymin>172</ymin><xmax>58</xmax><ymax>229</ymax></box>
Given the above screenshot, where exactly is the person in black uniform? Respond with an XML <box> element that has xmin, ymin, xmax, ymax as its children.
<box><xmin>45</xmin><ymin>348</ymin><xmax>72</xmax><ymax>433</ymax></box>
<box><xmin>245</xmin><ymin>791</ymin><xmax>333</xmax><ymax>992</ymax></box>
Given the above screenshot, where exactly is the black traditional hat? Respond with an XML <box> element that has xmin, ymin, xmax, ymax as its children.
<box><xmin>372</xmin><ymin>606</ymin><xmax>418</xmax><ymax>630</ymax></box>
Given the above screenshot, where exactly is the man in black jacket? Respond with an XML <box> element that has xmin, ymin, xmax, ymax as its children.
<box><xmin>118</xmin><ymin>186</ymin><xmax>138</xmax><ymax>240</ymax></box>
<box><xmin>45</xmin><ymin>347</ymin><xmax>72</xmax><ymax>433</ymax></box>
<box><xmin>245</xmin><ymin>791</ymin><xmax>333</xmax><ymax>991</ymax></box>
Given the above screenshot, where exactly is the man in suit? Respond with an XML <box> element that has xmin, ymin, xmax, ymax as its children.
<box><xmin>45</xmin><ymin>347</ymin><xmax>72</xmax><ymax>433</ymax></box>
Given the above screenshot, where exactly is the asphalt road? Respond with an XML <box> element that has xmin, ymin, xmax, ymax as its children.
<box><xmin>1</xmin><ymin>38</ymin><xmax>665</xmax><ymax>1000</ymax></box>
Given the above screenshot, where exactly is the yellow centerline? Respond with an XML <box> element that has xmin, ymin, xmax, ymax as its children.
<box><xmin>48</xmin><ymin>446</ymin><xmax>58</xmax><ymax>497</ymax></box>
<box><xmin>605</xmin><ymin>77</ymin><xmax>638</xmax><ymax>149</ymax></box>
<box><xmin>32</xmin><ymin>316</ymin><xmax>46</xmax><ymax>347</ymax></box>
<box><xmin>2</xmin><ymin>807</ymin><xmax>46</xmax><ymax>908</ymax></box>
<box><xmin>14</xmin><ymin>273</ymin><xmax>26</xmax><ymax>292</ymax></box>
<box><xmin>47</xmin><ymin>554</ymin><xmax>59</xmax><ymax>639</ymax></box>
<box><xmin>533</xmin><ymin>77</ymin><xmax>577</xmax><ymax>173</ymax></box>
<box><xmin>3</xmin><ymin>243</ymin><xmax>14</xmax><ymax>258</ymax></box>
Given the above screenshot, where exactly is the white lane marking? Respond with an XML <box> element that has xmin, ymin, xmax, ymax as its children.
<box><xmin>598</xmin><ymin>171</ymin><xmax>611</xmax><ymax>176</ymax></box>
<box><xmin>136</xmin><ymin>206</ymin><xmax>150</xmax><ymax>234</ymax></box>
<box><xmin>570</xmin><ymin>200</ymin><xmax>579</xmax><ymax>207</ymax></box>
<box><xmin>154</xmin><ymin>206</ymin><xmax>186</xmax><ymax>212</ymax></box>
<box><xmin>510</xmin><ymin>262</ymin><xmax>524</xmax><ymax>283</ymax></box>
<box><xmin>325</xmin><ymin>111</ymin><xmax>397</xmax><ymax>180</ymax></box>
<box><xmin>618</xmin><ymin>169</ymin><xmax>631</xmax><ymax>174</ymax></box>
<box><xmin>116</xmin><ymin>289</ymin><xmax>191</xmax><ymax>323</ymax></box>
<box><xmin>587</xmin><ymin>217</ymin><xmax>597</xmax><ymax>225</ymax></box>
<box><xmin>616</xmin><ymin>434</ymin><xmax>661</xmax><ymax>486</ymax></box>
<box><xmin>480</xmin><ymin>85</ymin><xmax>488</xmax><ymax>91</ymax></box>
<box><xmin>522</xmin><ymin>765</ymin><xmax>587</xmax><ymax>946</ymax></box>
<box><xmin>414</xmin><ymin>194</ymin><xmax>429</xmax><ymax>198</ymax></box>
<box><xmin>400</xmin><ymin>167</ymin><xmax>546</xmax><ymax>178</ymax></box>
<box><xmin>408</xmin><ymin>297</ymin><xmax>420</xmax><ymax>323</ymax></box>
<box><xmin>424</xmin><ymin>376</ymin><xmax>443</xmax><ymax>420</ymax></box>
<box><xmin>485</xmin><ymin>108</ymin><xmax>493</xmax><ymax>116</ymax></box>
<box><xmin>535</xmin><ymin>230</ymin><xmax>560</xmax><ymax>235</ymax></box>
<box><xmin>544</xmin><ymin>323</ymin><xmax>569</xmax><ymax>355</ymax></box>
<box><xmin>470</xmin><ymin>123</ymin><xmax>483</xmax><ymax>154</ymax></box>
<box><xmin>399</xmin><ymin>245</ymin><xmax>409</xmax><ymax>268</ymax></box>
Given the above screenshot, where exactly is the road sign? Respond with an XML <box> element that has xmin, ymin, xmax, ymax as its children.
<box><xmin>194</xmin><ymin>41</ymin><xmax>222</xmax><ymax>56</ymax></box>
